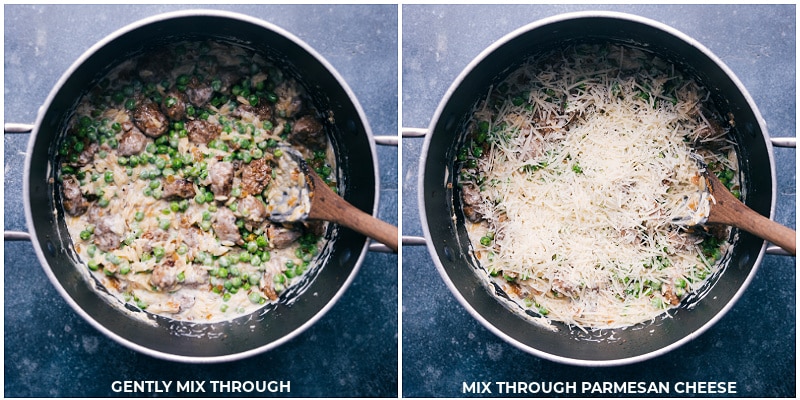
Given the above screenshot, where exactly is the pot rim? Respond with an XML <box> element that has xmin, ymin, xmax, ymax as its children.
<box><xmin>418</xmin><ymin>10</ymin><xmax>774</xmax><ymax>367</ymax></box>
<box><xmin>23</xmin><ymin>9</ymin><xmax>378</xmax><ymax>363</ymax></box>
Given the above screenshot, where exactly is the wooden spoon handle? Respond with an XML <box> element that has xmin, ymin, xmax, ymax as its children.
<box><xmin>707</xmin><ymin>173</ymin><xmax>796</xmax><ymax>255</ymax></box>
<box><xmin>307</xmin><ymin>173</ymin><xmax>399</xmax><ymax>253</ymax></box>
<box><xmin>716</xmin><ymin>198</ymin><xmax>796</xmax><ymax>255</ymax></box>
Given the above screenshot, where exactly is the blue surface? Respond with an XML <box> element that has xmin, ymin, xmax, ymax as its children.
<box><xmin>4</xmin><ymin>4</ymin><xmax>398</xmax><ymax>397</ymax></box>
<box><xmin>402</xmin><ymin>4</ymin><xmax>795</xmax><ymax>398</ymax></box>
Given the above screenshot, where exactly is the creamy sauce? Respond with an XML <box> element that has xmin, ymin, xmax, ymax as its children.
<box><xmin>58</xmin><ymin>40</ymin><xmax>337</xmax><ymax>323</ymax></box>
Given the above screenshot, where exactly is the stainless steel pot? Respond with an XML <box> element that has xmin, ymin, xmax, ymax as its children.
<box><xmin>416</xmin><ymin>11</ymin><xmax>794</xmax><ymax>366</ymax></box>
<box><xmin>7</xmin><ymin>10</ymin><xmax>387</xmax><ymax>363</ymax></box>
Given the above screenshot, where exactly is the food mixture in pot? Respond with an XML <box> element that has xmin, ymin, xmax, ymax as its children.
<box><xmin>57</xmin><ymin>40</ymin><xmax>336</xmax><ymax>322</ymax></box>
<box><xmin>457</xmin><ymin>43</ymin><xmax>739</xmax><ymax>330</ymax></box>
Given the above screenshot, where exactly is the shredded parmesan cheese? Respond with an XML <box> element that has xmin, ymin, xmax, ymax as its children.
<box><xmin>459</xmin><ymin>44</ymin><xmax>737</xmax><ymax>330</ymax></box>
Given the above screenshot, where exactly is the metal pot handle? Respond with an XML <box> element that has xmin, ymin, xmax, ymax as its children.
<box><xmin>766</xmin><ymin>136</ymin><xmax>796</xmax><ymax>255</ymax></box>
<box><xmin>367</xmin><ymin>134</ymin><xmax>400</xmax><ymax>253</ymax></box>
<box><xmin>400</xmin><ymin>127</ymin><xmax>796</xmax><ymax>256</ymax></box>
<box><xmin>4</xmin><ymin>123</ymin><xmax>34</xmax><ymax>241</ymax></box>
<box><xmin>399</xmin><ymin>128</ymin><xmax>432</xmax><ymax>249</ymax></box>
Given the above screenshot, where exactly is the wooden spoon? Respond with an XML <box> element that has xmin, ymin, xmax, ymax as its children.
<box><xmin>702</xmin><ymin>171</ymin><xmax>795</xmax><ymax>255</ymax></box>
<box><xmin>266</xmin><ymin>147</ymin><xmax>399</xmax><ymax>253</ymax></box>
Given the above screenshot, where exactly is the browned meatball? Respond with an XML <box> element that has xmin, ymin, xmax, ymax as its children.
<box><xmin>132</xmin><ymin>101</ymin><xmax>168</xmax><ymax>138</ymax></box>
<box><xmin>160</xmin><ymin>90</ymin><xmax>188</xmax><ymax>121</ymax></box>
<box><xmin>62</xmin><ymin>175</ymin><xmax>89</xmax><ymax>216</ymax></box>
<box><xmin>267</xmin><ymin>225</ymin><xmax>302</xmax><ymax>249</ymax></box>
<box><xmin>239</xmin><ymin>196</ymin><xmax>267</xmax><ymax>222</ymax></box>
<box><xmin>212</xmin><ymin>207</ymin><xmax>242</xmax><ymax>244</ymax></box>
<box><xmin>117</xmin><ymin>128</ymin><xmax>147</xmax><ymax>156</ymax></box>
<box><xmin>186</xmin><ymin>119</ymin><xmax>221</xmax><ymax>144</ymax></box>
<box><xmin>233</xmin><ymin>101</ymin><xmax>273</xmax><ymax>122</ymax></box>
<box><xmin>185</xmin><ymin>76</ymin><xmax>214</xmax><ymax>107</ymax></box>
<box><xmin>162</xmin><ymin>177</ymin><xmax>196</xmax><ymax>200</ymax></box>
<box><xmin>150</xmin><ymin>259</ymin><xmax>178</xmax><ymax>290</ymax></box>
<box><xmin>290</xmin><ymin>115</ymin><xmax>327</xmax><ymax>150</ymax></box>
<box><xmin>90</xmin><ymin>210</ymin><xmax>124</xmax><ymax>252</ymax></box>
<box><xmin>240</xmin><ymin>158</ymin><xmax>272</xmax><ymax>196</ymax></box>
<box><xmin>209</xmin><ymin>161</ymin><xmax>234</xmax><ymax>198</ymax></box>
<box><xmin>461</xmin><ymin>183</ymin><xmax>484</xmax><ymax>222</ymax></box>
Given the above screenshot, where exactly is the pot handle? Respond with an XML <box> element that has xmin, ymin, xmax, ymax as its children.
<box><xmin>4</xmin><ymin>123</ymin><xmax>34</xmax><ymax>241</ymax></box>
<box><xmin>5</xmin><ymin>123</ymin><xmax>34</xmax><ymax>134</ymax></box>
<box><xmin>767</xmin><ymin>136</ymin><xmax>796</xmax><ymax>255</ymax></box>
<box><xmin>771</xmin><ymin>136</ymin><xmax>796</xmax><ymax>148</ymax></box>
<box><xmin>397</xmin><ymin>128</ymin><xmax>431</xmax><ymax>247</ymax></box>
<box><xmin>5</xmin><ymin>231</ymin><xmax>32</xmax><ymax>241</ymax></box>
<box><xmin>369</xmin><ymin>236</ymin><xmax>427</xmax><ymax>252</ymax></box>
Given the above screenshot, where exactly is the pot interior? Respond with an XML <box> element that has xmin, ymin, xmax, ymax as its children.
<box><xmin>421</xmin><ymin>13</ymin><xmax>773</xmax><ymax>365</ymax></box>
<box><xmin>26</xmin><ymin>11</ymin><xmax>376</xmax><ymax>362</ymax></box>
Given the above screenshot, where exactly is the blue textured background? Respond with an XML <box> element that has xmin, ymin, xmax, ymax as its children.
<box><xmin>402</xmin><ymin>4</ymin><xmax>795</xmax><ymax>398</ymax></box>
<box><xmin>4</xmin><ymin>4</ymin><xmax>398</xmax><ymax>397</ymax></box>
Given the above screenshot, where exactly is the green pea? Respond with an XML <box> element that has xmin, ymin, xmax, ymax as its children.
<box><xmin>248</xmin><ymin>291</ymin><xmax>265</xmax><ymax>304</ymax></box>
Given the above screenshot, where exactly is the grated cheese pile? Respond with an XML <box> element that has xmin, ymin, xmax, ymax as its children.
<box><xmin>459</xmin><ymin>44</ymin><xmax>738</xmax><ymax>330</ymax></box>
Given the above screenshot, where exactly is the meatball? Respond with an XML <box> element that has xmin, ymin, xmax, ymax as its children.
<box><xmin>132</xmin><ymin>101</ymin><xmax>168</xmax><ymax>138</ymax></box>
<box><xmin>67</xmin><ymin>139</ymin><xmax>98</xmax><ymax>168</ymax></box>
<box><xmin>160</xmin><ymin>90</ymin><xmax>188</xmax><ymax>121</ymax></box>
<box><xmin>62</xmin><ymin>175</ymin><xmax>89</xmax><ymax>216</ymax></box>
<box><xmin>186</xmin><ymin>119</ymin><xmax>221</xmax><ymax>144</ymax></box>
<box><xmin>209</xmin><ymin>161</ymin><xmax>234</xmax><ymax>198</ymax></box>
<box><xmin>212</xmin><ymin>207</ymin><xmax>242</xmax><ymax>244</ymax></box>
<box><xmin>162</xmin><ymin>177</ymin><xmax>196</xmax><ymax>200</ymax></box>
<box><xmin>239</xmin><ymin>195</ymin><xmax>267</xmax><ymax>222</ymax></box>
<box><xmin>267</xmin><ymin>225</ymin><xmax>302</xmax><ymax>249</ymax></box>
<box><xmin>151</xmin><ymin>259</ymin><xmax>178</xmax><ymax>290</ymax></box>
<box><xmin>90</xmin><ymin>210</ymin><xmax>126</xmax><ymax>252</ymax></box>
<box><xmin>117</xmin><ymin>128</ymin><xmax>147</xmax><ymax>156</ymax></box>
<box><xmin>240</xmin><ymin>158</ymin><xmax>272</xmax><ymax>196</ymax></box>
<box><xmin>185</xmin><ymin>76</ymin><xmax>214</xmax><ymax>107</ymax></box>
<box><xmin>461</xmin><ymin>183</ymin><xmax>484</xmax><ymax>222</ymax></box>
<box><xmin>290</xmin><ymin>115</ymin><xmax>327</xmax><ymax>150</ymax></box>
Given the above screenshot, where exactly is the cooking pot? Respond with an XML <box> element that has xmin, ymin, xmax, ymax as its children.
<box><xmin>5</xmin><ymin>9</ymin><xmax>392</xmax><ymax>363</ymax></box>
<box><xmin>415</xmin><ymin>11</ymin><xmax>795</xmax><ymax>366</ymax></box>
